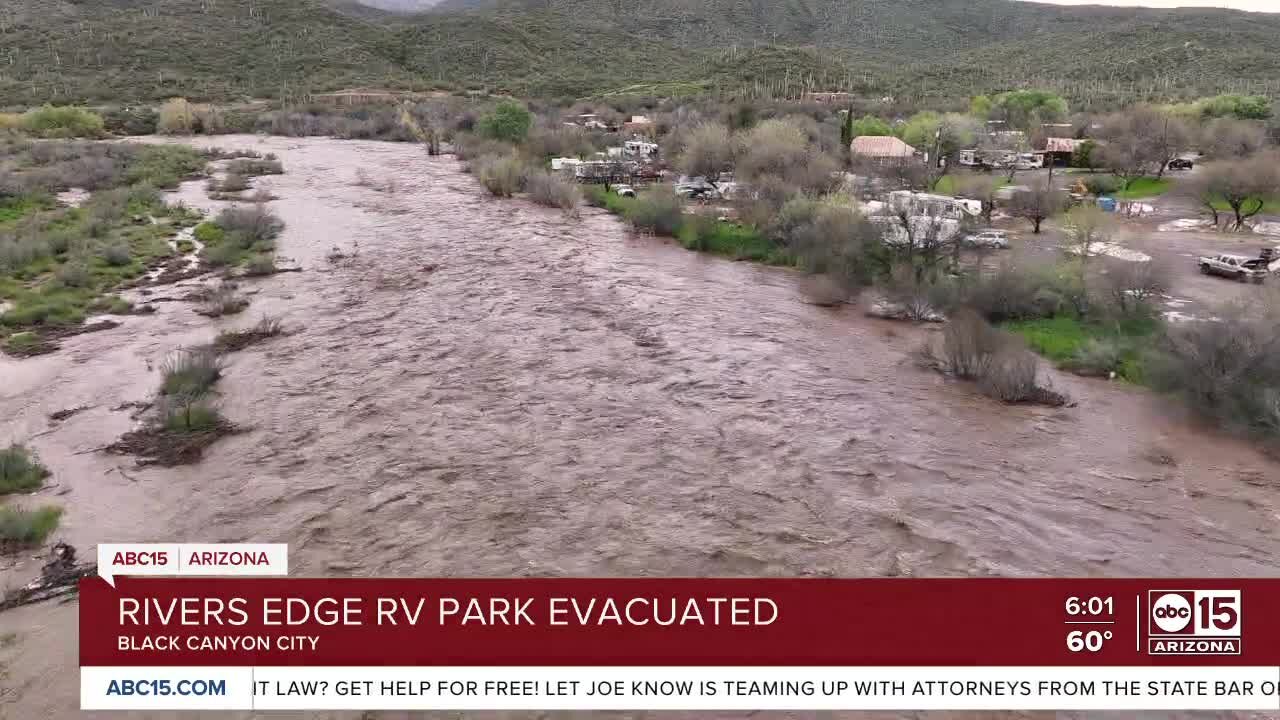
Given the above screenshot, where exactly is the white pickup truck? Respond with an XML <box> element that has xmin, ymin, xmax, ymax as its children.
<box><xmin>1198</xmin><ymin>253</ymin><xmax>1270</xmax><ymax>283</ymax></box>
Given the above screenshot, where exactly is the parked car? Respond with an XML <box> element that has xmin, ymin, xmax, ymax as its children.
<box><xmin>613</xmin><ymin>184</ymin><xmax>637</xmax><ymax>198</ymax></box>
<box><xmin>675</xmin><ymin>183</ymin><xmax>719</xmax><ymax>200</ymax></box>
<box><xmin>1168</xmin><ymin>158</ymin><xmax>1194</xmax><ymax>171</ymax></box>
<box><xmin>1198</xmin><ymin>253</ymin><xmax>1268</xmax><ymax>283</ymax></box>
<box><xmin>962</xmin><ymin>229</ymin><xmax>1011</xmax><ymax>249</ymax></box>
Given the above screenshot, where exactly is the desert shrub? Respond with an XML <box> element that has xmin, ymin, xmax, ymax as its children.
<box><xmin>1147</xmin><ymin>295</ymin><xmax>1280</xmax><ymax>436</ymax></box>
<box><xmin>525</xmin><ymin>126</ymin><xmax>595</xmax><ymax>159</ymax></box>
<box><xmin>739</xmin><ymin>174</ymin><xmax>801</xmax><ymax>229</ymax></box>
<box><xmin>203</xmin><ymin>242</ymin><xmax>241</xmax><ymax>268</ymax></box>
<box><xmin>193</xmin><ymin>105</ymin><xmax>226</xmax><ymax>134</ymax></box>
<box><xmin>0</xmin><ymin>295</ymin><xmax>86</xmax><ymax>328</ymax></box>
<box><xmin>102</xmin><ymin>107</ymin><xmax>159</xmax><ymax>136</ymax></box>
<box><xmin>160</xmin><ymin>346</ymin><xmax>224</xmax><ymax>397</ymax></box>
<box><xmin>977</xmin><ymin>347</ymin><xmax>1044</xmax><ymax>403</ymax></box>
<box><xmin>158</xmin><ymin>98</ymin><xmax>197</xmax><ymax>134</ymax></box>
<box><xmin>0</xmin><ymin>505</ymin><xmax>62</xmax><ymax>550</ymax></box>
<box><xmin>962</xmin><ymin>262</ymin><xmax>1084</xmax><ymax>323</ymax></box>
<box><xmin>526</xmin><ymin>171</ymin><xmax>581</xmax><ymax>214</ymax></box>
<box><xmin>197</xmin><ymin>284</ymin><xmax>250</xmax><ymax>317</ymax></box>
<box><xmin>1096</xmin><ymin>258</ymin><xmax>1170</xmax><ymax>318</ymax></box>
<box><xmin>927</xmin><ymin>309</ymin><xmax>1060</xmax><ymax>404</ymax></box>
<box><xmin>452</xmin><ymin>133</ymin><xmax>514</xmax><ymax>164</ymax></box>
<box><xmin>100</xmin><ymin>244</ymin><xmax>133</xmax><ymax>267</ymax></box>
<box><xmin>215</xmin><ymin>203</ymin><xmax>285</xmax><ymax>246</ymax></box>
<box><xmin>625</xmin><ymin>185</ymin><xmax>684</xmax><ymax>236</ymax></box>
<box><xmin>226</xmin><ymin>158</ymin><xmax>284</xmax><ymax>177</ymax></box>
<box><xmin>0</xmin><ymin>445</ymin><xmax>50</xmax><ymax>495</ymax></box>
<box><xmin>21</xmin><ymin>106</ymin><xmax>104</xmax><ymax>138</ymax></box>
<box><xmin>243</xmin><ymin>254</ymin><xmax>279</xmax><ymax>277</ymax></box>
<box><xmin>939</xmin><ymin>308</ymin><xmax>1006</xmax><ymax>379</ymax></box>
<box><xmin>474</xmin><ymin>153</ymin><xmax>529</xmax><ymax>198</ymax></box>
<box><xmin>210</xmin><ymin>173</ymin><xmax>250</xmax><ymax>193</ymax></box>
<box><xmin>786</xmin><ymin>202</ymin><xmax>878</xmax><ymax>295</ymax></box>
<box><xmin>123</xmin><ymin>145</ymin><xmax>207</xmax><ymax>188</ymax></box>
<box><xmin>1063</xmin><ymin>338</ymin><xmax>1126</xmax><ymax>378</ymax></box>
<box><xmin>878</xmin><ymin>264</ymin><xmax>958</xmax><ymax>321</ymax></box>
<box><xmin>214</xmin><ymin>315</ymin><xmax>286</xmax><ymax>352</ymax></box>
<box><xmin>160</xmin><ymin>396</ymin><xmax>225</xmax><ymax>433</ymax></box>
<box><xmin>1083</xmin><ymin>175</ymin><xmax>1122</xmax><ymax>196</ymax></box>
<box><xmin>477</xmin><ymin>101</ymin><xmax>533</xmax><ymax>143</ymax></box>
<box><xmin>54</xmin><ymin>260</ymin><xmax>93</xmax><ymax>288</ymax></box>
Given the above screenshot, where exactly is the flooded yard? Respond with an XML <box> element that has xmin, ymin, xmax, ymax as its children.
<box><xmin>1</xmin><ymin>136</ymin><xmax>1278</xmax><ymax>719</ymax></box>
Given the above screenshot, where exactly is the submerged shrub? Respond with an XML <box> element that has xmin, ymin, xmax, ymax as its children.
<box><xmin>0</xmin><ymin>445</ymin><xmax>50</xmax><ymax>495</ymax></box>
<box><xmin>160</xmin><ymin>396</ymin><xmax>225</xmax><ymax>433</ymax></box>
<box><xmin>475</xmin><ymin>153</ymin><xmax>528</xmax><ymax>198</ymax></box>
<box><xmin>214</xmin><ymin>203</ymin><xmax>285</xmax><ymax>246</ymax></box>
<box><xmin>526</xmin><ymin>171</ymin><xmax>581</xmax><ymax>214</ymax></box>
<box><xmin>197</xmin><ymin>284</ymin><xmax>250</xmax><ymax>317</ymax></box>
<box><xmin>1147</xmin><ymin>295</ymin><xmax>1280</xmax><ymax>437</ymax></box>
<box><xmin>226</xmin><ymin>158</ymin><xmax>284</xmax><ymax>177</ymax></box>
<box><xmin>977</xmin><ymin>348</ymin><xmax>1044</xmax><ymax>404</ymax></box>
<box><xmin>0</xmin><ymin>505</ymin><xmax>62</xmax><ymax>550</ymax></box>
<box><xmin>1063</xmin><ymin>338</ymin><xmax>1125</xmax><ymax>378</ymax></box>
<box><xmin>625</xmin><ymin>185</ymin><xmax>684</xmax><ymax>236</ymax></box>
<box><xmin>160</xmin><ymin>346</ymin><xmax>224</xmax><ymax>398</ymax></box>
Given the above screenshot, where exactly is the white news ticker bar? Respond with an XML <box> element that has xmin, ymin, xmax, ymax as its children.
<box><xmin>81</xmin><ymin>666</ymin><xmax>1280</xmax><ymax>711</ymax></box>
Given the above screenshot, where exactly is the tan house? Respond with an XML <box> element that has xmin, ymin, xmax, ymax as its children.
<box><xmin>850</xmin><ymin>135</ymin><xmax>917</xmax><ymax>164</ymax></box>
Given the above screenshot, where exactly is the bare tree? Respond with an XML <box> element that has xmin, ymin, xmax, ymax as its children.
<box><xmin>1096</xmin><ymin>107</ymin><xmax>1190</xmax><ymax>185</ymax></box>
<box><xmin>1098</xmin><ymin>258</ymin><xmax>1170</xmax><ymax>316</ymax></box>
<box><xmin>1061</xmin><ymin>204</ymin><xmax>1116</xmax><ymax>311</ymax></box>
<box><xmin>1195</xmin><ymin>154</ymin><xmax>1280</xmax><ymax>231</ymax></box>
<box><xmin>880</xmin><ymin>206</ymin><xmax>959</xmax><ymax>283</ymax></box>
<box><xmin>673</xmin><ymin>122</ymin><xmax>734</xmax><ymax>187</ymax></box>
<box><xmin>1200</xmin><ymin>118</ymin><xmax>1268</xmax><ymax>160</ymax></box>
<box><xmin>1010</xmin><ymin>184</ymin><xmax>1066</xmax><ymax>235</ymax></box>
<box><xmin>955</xmin><ymin>175</ymin><xmax>1001</xmax><ymax>225</ymax></box>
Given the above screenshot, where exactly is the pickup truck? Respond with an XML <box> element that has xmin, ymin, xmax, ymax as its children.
<box><xmin>1198</xmin><ymin>253</ymin><xmax>1269</xmax><ymax>283</ymax></box>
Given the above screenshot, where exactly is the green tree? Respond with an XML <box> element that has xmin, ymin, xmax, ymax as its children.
<box><xmin>991</xmin><ymin>90</ymin><xmax>1068</xmax><ymax>130</ymax></box>
<box><xmin>1071</xmin><ymin>140</ymin><xmax>1100</xmax><ymax>171</ymax></box>
<box><xmin>1199</xmin><ymin>94</ymin><xmax>1271</xmax><ymax>121</ymax></box>
<box><xmin>840</xmin><ymin>106</ymin><xmax>855</xmax><ymax>149</ymax></box>
<box><xmin>477</xmin><ymin>101</ymin><xmax>533</xmax><ymax>143</ymax></box>
<box><xmin>851</xmin><ymin>115</ymin><xmax>893</xmax><ymax>137</ymax></box>
<box><xmin>970</xmin><ymin>94</ymin><xmax>993</xmax><ymax>119</ymax></box>
<box><xmin>899</xmin><ymin>112</ymin><xmax>979</xmax><ymax>187</ymax></box>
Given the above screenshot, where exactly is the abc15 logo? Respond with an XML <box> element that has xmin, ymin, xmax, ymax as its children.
<box><xmin>1148</xmin><ymin>590</ymin><xmax>1241</xmax><ymax>637</ymax></box>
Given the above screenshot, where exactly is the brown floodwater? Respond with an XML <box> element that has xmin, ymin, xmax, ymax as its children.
<box><xmin>1</xmin><ymin>136</ymin><xmax>1277</xmax><ymax>720</ymax></box>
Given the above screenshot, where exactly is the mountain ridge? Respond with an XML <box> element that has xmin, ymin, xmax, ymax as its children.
<box><xmin>0</xmin><ymin>0</ymin><xmax>1275</xmax><ymax>105</ymax></box>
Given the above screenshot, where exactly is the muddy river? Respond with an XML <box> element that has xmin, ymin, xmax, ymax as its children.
<box><xmin>1</xmin><ymin>136</ymin><xmax>1277</xmax><ymax>719</ymax></box>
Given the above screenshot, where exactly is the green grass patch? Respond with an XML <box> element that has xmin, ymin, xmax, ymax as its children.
<box><xmin>0</xmin><ymin>445</ymin><xmax>50</xmax><ymax>495</ymax></box>
<box><xmin>1113</xmin><ymin>177</ymin><xmax>1172</xmax><ymax>200</ymax></box>
<box><xmin>1004</xmin><ymin>314</ymin><xmax>1159</xmax><ymax>382</ymax></box>
<box><xmin>678</xmin><ymin>218</ymin><xmax>792</xmax><ymax>264</ymax></box>
<box><xmin>123</xmin><ymin>146</ymin><xmax>208</xmax><ymax>189</ymax></box>
<box><xmin>0</xmin><ymin>195</ymin><xmax>53</xmax><ymax>225</ymax></box>
<box><xmin>0</xmin><ymin>505</ymin><xmax>62</xmax><ymax>551</ymax></box>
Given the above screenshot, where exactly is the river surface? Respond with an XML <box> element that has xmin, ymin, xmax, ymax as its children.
<box><xmin>0</xmin><ymin>136</ymin><xmax>1277</xmax><ymax>719</ymax></box>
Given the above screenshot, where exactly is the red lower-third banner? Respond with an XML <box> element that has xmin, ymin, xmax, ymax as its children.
<box><xmin>80</xmin><ymin>578</ymin><xmax>1274</xmax><ymax>666</ymax></box>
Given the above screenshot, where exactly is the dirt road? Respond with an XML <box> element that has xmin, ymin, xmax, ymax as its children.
<box><xmin>1</xmin><ymin>137</ymin><xmax>1278</xmax><ymax>719</ymax></box>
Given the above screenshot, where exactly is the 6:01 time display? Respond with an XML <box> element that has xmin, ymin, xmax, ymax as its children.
<box><xmin>1065</xmin><ymin>596</ymin><xmax>1114</xmax><ymax>616</ymax></box>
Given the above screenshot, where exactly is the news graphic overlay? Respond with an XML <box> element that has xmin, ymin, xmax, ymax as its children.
<box><xmin>1148</xmin><ymin>590</ymin><xmax>1242</xmax><ymax>655</ymax></box>
<box><xmin>79</xmin><ymin>558</ymin><xmax>1280</xmax><ymax>712</ymax></box>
